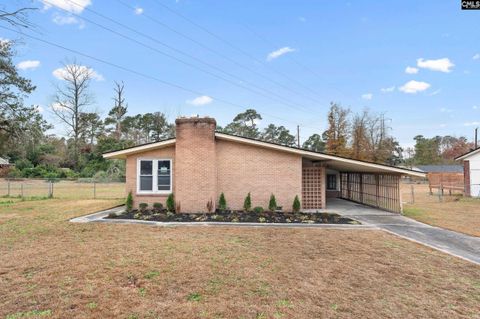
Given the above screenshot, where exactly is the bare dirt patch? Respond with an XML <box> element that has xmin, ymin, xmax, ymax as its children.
<box><xmin>0</xmin><ymin>199</ymin><xmax>479</xmax><ymax>318</ymax></box>
<box><xmin>402</xmin><ymin>182</ymin><xmax>480</xmax><ymax>237</ymax></box>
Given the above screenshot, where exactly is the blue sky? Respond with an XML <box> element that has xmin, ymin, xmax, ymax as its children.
<box><xmin>3</xmin><ymin>0</ymin><xmax>480</xmax><ymax>147</ymax></box>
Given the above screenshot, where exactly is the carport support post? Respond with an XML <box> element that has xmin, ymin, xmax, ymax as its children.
<box><xmin>375</xmin><ymin>174</ymin><xmax>380</xmax><ymax>207</ymax></box>
<box><xmin>410</xmin><ymin>184</ymin><xmax>415</xmax><ymax>204</ymax></box>
<box><xmin>359</xmin><ymin>173</ymin><xmax>364</xmax><ymax>203</ymax></box>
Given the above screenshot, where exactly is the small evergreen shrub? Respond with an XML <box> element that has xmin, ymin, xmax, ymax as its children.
<box><xmin>218</xmin><ymin>192</ymin><xmax>227</xmax><ymax>210</ymax></box>
<box><xmin>293</xmin><ymin>195</ymin><xmax>301</xmax><ymax>213</ymax></box>
<box><xmin>153</xmin><ymin>202</ymin><xmax>163</xmax><ymax>210</ymax></box>
<box><xmin>139</xmin><ymin>203</ymin><xmax>148</xmax><ymax>211</ymax></box>
<box><xmin>126</xmin><ymin>191</ymin><xmax>133</xmax><ymax>212</ymax></box>
<box><xmin>253</xmin><ymin>206</ymin><xmax>264</xmax><ymax>214</ymax></box>
<box><xmin>268</xmin><ymin>194</ymin><xmax>277</xmax><ymax>211</ymax></box>
<box><xmin>243</xmin><ymin>192</ymin><xmax>252</xmax><ymax>211</ymax></box>
<box><xmin>166</xmin><ymin>193</ymin><xmax>175</xmax><ymax>212</ymax></box>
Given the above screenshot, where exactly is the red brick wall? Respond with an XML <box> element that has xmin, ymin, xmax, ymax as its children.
<box><xmin>216</xmin><ymin>139</ymin><xmax>302</xmax><ymax>211</ymax></box>
<box><xmin>174</xmin><ymin>117</ymin><xmax>217</xmax><ymax>213</ymax></box>
<box><xmin>125</xmin><ymin>146</ymin><xmax>175</xmax><ymax>207</ymax></box>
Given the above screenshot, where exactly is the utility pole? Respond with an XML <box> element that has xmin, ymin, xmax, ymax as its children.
<box><xmin>297</xmin><ymin>125</ymin><xmax>300</xmax><ymax>148</ymax></box>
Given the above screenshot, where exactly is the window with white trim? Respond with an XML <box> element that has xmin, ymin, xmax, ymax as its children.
<box><xmin>137</xmin><ymin>159</ymin><xmax>172</xmax><ymax>194</ymax></box>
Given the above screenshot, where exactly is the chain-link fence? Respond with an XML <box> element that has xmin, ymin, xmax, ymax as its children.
<box><xmin>0</xmin><ymin>178</ymin><xmax>125</xmax><ymax>200</ymax></box>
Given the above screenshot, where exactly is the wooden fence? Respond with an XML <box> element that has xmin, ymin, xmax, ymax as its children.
<box><xmin>339</xmin><ymin>172</ymin><xmax>401</xmax><ymax>213</ymax></box>
<box><xmin>427</xmin><ymin>172</ymin><xmax>464</xmax><ymax>195</ymax></box>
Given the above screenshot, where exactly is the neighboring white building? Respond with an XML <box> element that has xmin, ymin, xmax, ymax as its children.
<box><xmin>456</xmin><ymin>149</ymin><xmax>480</xmax><ymax>197</ymax></box>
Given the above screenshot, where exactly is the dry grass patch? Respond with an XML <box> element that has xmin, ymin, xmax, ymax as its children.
<box><xmin>0</xmin><ymin>199</ymin><xmax>479</xmax><ymax>318</ymax></box>
<box><xmin>402</xmin><ymin>183</ymin><xmax>480</xmax><ymax>237</ymax></box>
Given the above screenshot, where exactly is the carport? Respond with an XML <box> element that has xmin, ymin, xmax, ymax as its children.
<box><xmin>301</xmin><ymin>154</ymin><xmax>425</xmax><ymax>213</ymax></box>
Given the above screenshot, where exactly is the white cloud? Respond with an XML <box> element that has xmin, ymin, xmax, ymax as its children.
<box><xmin>405</xmin><ymin>66</ymin><xmax>418</xmax><ymax>74</ymax></box>
<box><xmin>0</xmin><ymin>37</ymin><xmax>10</xmax><ymax>44</ymax></box>
<box><xmin>473</xmin><ymin>105</ymin><xmax>478</xmax><ymax>110</ymax></box>
<box><xmin>134</xmin><ymin>7</ymin><xmax>144</xmax><ymax>15</ymax></box>
<box><xmin>34</xmin><ymin>105</ymin><xmax>44</xmax><ymax>113</ymax></box>
<box><xmin>428</xmin><ymin>89</ymin><xmax>441</xmax><ymax>96</ymax></box>
<box><xmin>464</xmin><ymin>121</ymin><xmax>480</xmax><ymax>126</ymax></box>
<box><xmin>42</xmin><ymin>0</ymin><xmax>91</xmax><ymax>14</ymax></box>
<box><xmin>52</xmin><ymin>13</ymin><xmax>85</xmax><ymax>28</ymax></box>
<box><xmin>417</xmin><ymin>58</ymin><xmax>454</xmax><ymax>73</ymax></box>
<box><xmin>361</xmin><ymin>93</ymin><xmax>373</xmax><ymax>100</ymax></box>
<box><xmin>267</xmin><ymin>47</ymin><xmax>296</xmax><ymax>61</ymax></box>
<box><xmin>381</xmin><ymin>86</ymin><xmax>395</xmax><ymax>93</ymax></box>
<box><xmin>473</xmin><ymin>53</ymin><xmax>480</xmax><ymax>60</ymax></box>
<box><xmin>53</xmin><ymin>65</ymin><xmax>104</xmax><ymax>81</ymax></box>
<box><xmin>399</xmin><ymin>80</ymin><xmax>431</xmax><ymax>94</ymax></box>
<box><xmin>51</xmin><ymin>102</ymin><xmax>66</xmax><ymax>111</ymax></box>
<box><xmin>17</xmin><ymin>60</ymin><xmax>41</xmax><ymax>70</ymax></box>
<box><xmin>440</xmin><ymin>107</ymin><xmax>452</xmax><ymax>113</ymax></box>
<box><xmin>187</xmin><ymin>95</ymin><xmax>213</xmax><ymax>106</ymax></box>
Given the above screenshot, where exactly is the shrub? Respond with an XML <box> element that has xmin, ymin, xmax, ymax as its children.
<box><xmin>153</xmin><ymin>202</ymin><xmax>163</xmax><ymax>210</ymax></box>
<box><xmin>126</xmin><ymin>191</ymin><xmax>133</xmax><ymax>212</ymax></box>
<box><xmin>243</xmin><ymin>192</ymin><xmax>252</xmax><ymax>211</ymax></box>
<box><xmin>293</xmin><ymin>195</ymin><xmax>301</xmax><ymax>213</ymax></box>
<box><xmin>206</xmin><ymin>199</ymin><xmax>213</xmax><ymax>213</ymax></box>
<box><xmin>253</xmin><ymin>206</ymin><xmax>264</xmax><ymax>214</ymax></box>
<box><xmin>139</xmin><ymin>203</ymin><xmax>148</xmax><ymax>211</ymax></box>
<box><xmin>166</xmin><ymin>193</ymin><xmax>175</xmax><ymax>212</ymax></box>
<box><xmin>175</xmin><ymin>201</ymin><xmax>181</xmax><ymax>214</ymax></box>
<box><xmin>268</xmin><ymin>194</ymin><xmax>277</xmax><ymax>211</ymax></box>
<box><xmin>218</xmin><ymin>192</ymin><xmax>227</xmax><ymax>210</ymax></box>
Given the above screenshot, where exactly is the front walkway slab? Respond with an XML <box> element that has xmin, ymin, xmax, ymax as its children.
<box><xmin>327</xmin><ymin>198</ymin><xmax>480</xmax><ymax>265</ymax></box>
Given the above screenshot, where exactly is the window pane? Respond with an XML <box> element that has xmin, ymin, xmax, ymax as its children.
<box><xmin>158</xmin><ymin>184</ymin><xmax>170</xmax><ymax>191</ymax></box>
<box><xmin>140</xmin><ymin>176</ymin><xmax>153</xmax><ymax>191</ymax></box>
<box><xmin>158</xmin><ymin>175</ymin><xmax>170</xmax><ymax>186</ymax></box>
<box><xmin>158</xmin><ymin>160</ymin><xmax>170</xmax><ymax>171</ymax></box>
<box><xmin>140</xmin><ymin>160</ymin><xmax>153</xmax><ymax>175</ymax></box>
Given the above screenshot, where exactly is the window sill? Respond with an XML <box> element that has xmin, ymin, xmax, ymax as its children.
<box><xmin>136</xmin><ymin>192</ymin><xmax>172</xmax><ymax>197</ymax></box>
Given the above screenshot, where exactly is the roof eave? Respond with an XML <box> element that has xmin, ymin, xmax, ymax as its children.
<box><xmin>102</xmin><ymin>139</ymin><xmax>176</xmax><ymax>159</ymax></box>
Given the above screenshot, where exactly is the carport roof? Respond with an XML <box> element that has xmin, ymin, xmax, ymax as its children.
<box><xmin>103</xmin><ymin>132</ymin><xmax>425</xmax><ymax>177</ymax></box>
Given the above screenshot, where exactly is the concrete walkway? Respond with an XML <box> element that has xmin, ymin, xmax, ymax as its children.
<box><xmin>327</xmin><ymin>198</ymin><xmax>480</xmax><ymax>265</ymax></box>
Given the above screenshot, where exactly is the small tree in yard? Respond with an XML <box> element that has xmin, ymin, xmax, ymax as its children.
<box><xmin>268</xmin><ymin>194</ymin><xmax>277</xmax><ymax>211</ymax></box>
<box><xmin>293</xmin><ymin>195</ymin><xmax>301</xmax><ymax>213</ymax></box>
<box><xmin>218</xmin><ymin>193</ymin><xmax>227</xmax><ymax>210</ymax></box>
<box><xmin>126</xmin><ymin>191</ymin><xmax>133</xmax><ymax>212</ymax></box>
<box><xmin>243</xmin><ymin>192</ymin><xmax>252</xmax><ymax>211</ymax></box>
<box><xmin>166</xmin><ymin>193</ymin><xmax>175</xmax><ymax>212</ymax></box>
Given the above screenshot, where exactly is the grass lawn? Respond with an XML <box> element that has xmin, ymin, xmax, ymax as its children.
<box><xmin>0</xmin><ymin>199</ymin><xmax>479</xmax><ymax>318</ymax></box>
<box><xmin>402</xmin><ymin>183</ymin><xmax>480</xmax><ymax>237</ymax></box>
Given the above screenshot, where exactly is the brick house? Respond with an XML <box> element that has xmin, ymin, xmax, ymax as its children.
<box><xmin>104</xmin><ymin>117</ymin><xmax>424</xmax><ymax>213</ymax></box>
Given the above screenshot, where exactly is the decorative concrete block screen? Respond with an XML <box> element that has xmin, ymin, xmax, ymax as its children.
<box><xmin>339</xmin><ymin>172</ymin><xmax>401</xmax><ymax>213</ymax></box>
<box><xmin>302</xmin><ymin>167</ymin><xmax>325</xmax><ymax>209</ymax></box>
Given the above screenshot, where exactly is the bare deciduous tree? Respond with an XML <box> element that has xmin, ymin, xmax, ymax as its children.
<box><xmin>0</xmin><ymin>5</ymin><xmax>36</xmax><ymax>29</ymax></box>
<box><xmin>105</xmin><ymin>81</ymin><xmax>128</xmax><ymax>140</ymax></box>
<box><xmin>51</xmin><ymin>61</ymin><xmax>94</xmax><ymax>167</ymax></box>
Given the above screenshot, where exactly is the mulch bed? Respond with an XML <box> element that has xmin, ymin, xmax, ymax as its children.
<box><xmin>107</xmin><ymin>209</ymin><xmax>360</xmax><ymax>224</ymax></box>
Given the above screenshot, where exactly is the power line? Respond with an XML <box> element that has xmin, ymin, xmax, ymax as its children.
<box><xmin>148</xmin><ymin>0</ymin><xmax>326</xmax><ymax>100</ymax></box>
<box><xmin>0</xmin><ymin>25</ymin><xmax>321</xmax><ymax>132</ymax></box>
<box><xmin>44</xmin><ymin>0</ymin><xmax>314</xmax><ymax>114</ymax></box>
<box><xmin>239</xmin><ymin>22</ymin><xmax>355</xmax><ymax>100</ymax></box>
<box><xmin>114</xmin><ymin>0</ymin><xmax>323</xmax><ymax>106</ymax></box>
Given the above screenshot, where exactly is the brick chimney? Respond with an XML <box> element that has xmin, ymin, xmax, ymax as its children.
<box><xmin>174</xmin><ymin>117</ymin><xmax>217</xmax><ymax>212</ymax></box>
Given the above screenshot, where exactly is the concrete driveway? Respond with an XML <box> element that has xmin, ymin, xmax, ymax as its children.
<box><xmin>327</xmin><ymin>198</ymin><xmax>480</xmax><ymax>265</ymax></box>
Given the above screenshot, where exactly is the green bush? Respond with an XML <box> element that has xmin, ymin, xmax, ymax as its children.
<box><xmin>139</xmin><ymin>203</ymin><xmax>148</xmax><ymax>211</ymax></box>
<box><xmin>293</xmin><ymin>195</ymin><xmax>301</xmax><ymax>213</ymax></box>
<box><xmin>166</xmin><ymin>193</ymin><xmax>175</xmax><ymax>212</ymax></box>
<box><xmin>153</xmin><ymin>202</ymin><xmax>163</xmax><ymax>210</ymax></box>
<box><xmin>218</xmin><ymin>192</ymin><xmax>227</xmax><ymax>210</ymax></box>
<box><xmin>253</xmin><ymin>206</ymin><xmax>264</xmax><ymax>214</ymax></box>
<box><xmin>243</xmin><ymin>192</ymin><xmax>252</xmax><ymax>211</ymax></box>
<box><xmin>126</xmin><ymin>191</ymin><xmax>133</xmax><ymax>212</ymax></box>
<box><xmin>268</xmin><ymin>194</ymin><xmax>277</xmax><ymax>211</ymax></box>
